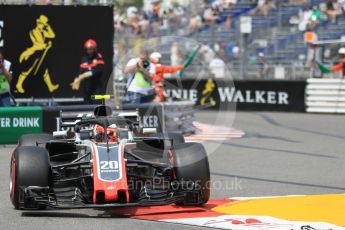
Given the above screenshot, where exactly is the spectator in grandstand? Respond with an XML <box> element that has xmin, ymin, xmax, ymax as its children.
<box><xmin>227</xmin><ymin>0</ymin><xmax>238</xmax><ymax>9</ymax></box>
<box><xmin>200</xmin><ymin>44</ymin><xmax>216</xmax><ymax>63</ymax></box>
<box><xmin>296</xmin><ymin>5</ymin><xmax>322</xmax><ymax>31</ymax></box>
<box><xmin>189</xmin><ymin>13</ymin><xmax>203</xmax><ymax>33</ymax></box>
<box><xmin>289</xmin><ymin>0</ymin><xmax>308</xmax><ymax>5</ymax></box>
<box><xmin>151</xmin><ymin>0</ymin><xmax>160</xmax><ymax>21</ymax></box>
<box><xmin>223</xmin><ymin>14</ymin><xmax>233</xmax><ymax>30</ymax></box>
<box><xmin>306</xmin><ymin>43</ymin><xmax>321</xmax><ymax>78</ymax></box>
<box><xmin>308</xmin><ymin>6</ymin><xmax>321</xmax><ymax>30</ymax></box>
<box><xmin>203</xmin><ymin>5</ymin><xmax>220</xmax><ymax>24</ymax></box>
<box><xmin>225</xmin><ymin>42</ymin><xmax>240</xmax><ymax>62</ymax></box>
<box><xmin>0</xmin><ymin>49</ymin><xmax>13</xmax><ymax>107</ymax></box>
<box><xmin>127</xmin><ymin>7</ymin><xmax>143</xmax><ymax>35</ymax></box>
<box><xmin>71</xmin><ymin>39</ymin><xmax>104</xmax><ymax>104</ymax></box>
<box><xmin>208</xmin><ymin>0</ymin><xmax>232</xmax><ymax>10</ymax></box>
<box><xmin>325</xmin><ymin>0</ymin><xmax>342</xmax><ymax>23</ymax></box>
<box><xmin>114</xmin><ymin>10</ymin><xmax>126</xmax><ymax>33</ymax></box>
<box><xmin>338</xmin><ymin>0</ymin><xmax>345</xmax><ymax>11</ymax></box>
<box><xmin>257</xmin><ymin>52</ymin><xmax>268</xmax><ymax>78</ymax></box>
<box><xmin>171</xmin><ymin>42</ymin><xmax>183</xmax><ymax>66</ymax></box>
<box><xmin>115</xmin><ymin>1</ymin><xmax>191</xmax><ymax>37</ymax></box>
<box><xmin>298</xmin><ymin>5</ymin><xmax>313</xmax><ymax>31</ymax></box>
<box><xmin>251</xmin><ymin>0</ymin><xmax>276</xmax><ymax>16</ymax></box>
<box><xmin>124</xmin><ymin>50</ymin><xmax>156</xmax><ymax>104</ymax></box>
<box><xmin>127</xmin><ymin>6</ymin><xmax>138</xmax><ymax>19</ymax></box>
<box><xmin>331</xmin><ymin>47</ymin><xmax>345</xmax><ymax>78</ymax></box>
<box><xmin>212</xmin><ymin>0</ymin><xmax>236</xmax><ymax>11</ymax></box>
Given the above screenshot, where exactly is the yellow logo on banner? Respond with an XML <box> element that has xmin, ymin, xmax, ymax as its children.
<box><xmin>200</xmin><ymin>78</ymin><xmax>216</xmax><ymax>106</ymax></box>
<box><xmin>16</xmin><ymin>15</ymin><xmax>59</xmax><ymax>94</ymax></box>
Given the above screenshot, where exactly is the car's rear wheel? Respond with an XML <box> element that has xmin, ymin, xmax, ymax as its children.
<box><xmin>10</xmin><ymin>146</ymin><xmax>51</xmax><ymax>209</ymax></box>
<box><xmin>18</xmin><ymin>134</ymin><xmax>53</xmax><ymax>147</ymax></box>
<box><xmin>171</xmin><ymin>143</ymin><xmax>210</xmax><ymax>206</ymax></box>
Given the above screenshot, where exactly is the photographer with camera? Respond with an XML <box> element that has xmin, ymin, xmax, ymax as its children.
<box><xmin>0</xmin><ymin>49</ymin><xmax>13</xmax><ymax>107</ymax></box>
<box><xmin>124</xmin><ymin>50</ymin><xmax>156</xmax><ymax>104</ymax></box>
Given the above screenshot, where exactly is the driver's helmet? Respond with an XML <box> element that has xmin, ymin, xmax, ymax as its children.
<box><xmin>94</xmin><ymin>124</ymin><xmax>119</xmax><ymax>143</ymax></box>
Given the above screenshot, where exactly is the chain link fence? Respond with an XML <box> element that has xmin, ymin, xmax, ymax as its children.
<box><xmin>0</xmin><ymin>0</ymin><xmax>314</xmax><ymax>80</ymax></box>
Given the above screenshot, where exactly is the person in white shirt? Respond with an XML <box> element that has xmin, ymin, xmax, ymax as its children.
<box><xmin>124</xmin><ymin>50</ymin><xmax>156</xmax><ymax>104</ymax></box>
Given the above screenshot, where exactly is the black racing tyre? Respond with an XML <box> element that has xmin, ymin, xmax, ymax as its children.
<box><xmin>172</xmin><ymin>143</ymin><xmax>210</xmax><ymax>206</ymax></box>
<box><xmin>10</xmin><ymin>146</ymin><xmax>51</xmax><ymax>209</ymax></box>
<box><xmin>18</xmin><ymin>133</ymin><xmax>53</xmax><ymax>147</ymax></box>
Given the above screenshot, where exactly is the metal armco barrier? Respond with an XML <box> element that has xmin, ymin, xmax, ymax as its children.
<box><xmin>306</xmin><ymin>79</ymin><xmax>345</xmax><ymax>113</ymax></box>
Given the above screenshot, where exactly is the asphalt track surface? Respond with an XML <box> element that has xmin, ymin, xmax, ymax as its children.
<box><xmin>1</xmin><ymin>111</ymin><xmax>345</xmax><ymax>230</ymax></box>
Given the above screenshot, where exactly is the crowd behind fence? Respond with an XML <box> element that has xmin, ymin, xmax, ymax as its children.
<box><xmin>2</xmin><ymin>0</ymin><xmax>345</xmax><ymax>80</ymax></box>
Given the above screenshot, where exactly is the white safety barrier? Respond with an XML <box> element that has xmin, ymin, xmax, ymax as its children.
<box><xmin>306</xmin><ymin>79</ymin><xmax>345</xmax><ymax>113</ymax></box>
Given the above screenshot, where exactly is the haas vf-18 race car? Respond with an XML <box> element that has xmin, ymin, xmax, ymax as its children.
<box><xmin>10</xmin><ymin>107</ymin><xmax>210</xmax><ymax>210</ymax></box>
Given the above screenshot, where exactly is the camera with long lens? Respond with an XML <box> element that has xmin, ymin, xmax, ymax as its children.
<box><xmin>143</xmin><ymin>60</ymin><xmax>150</xmax><ymax>68</ymax></box>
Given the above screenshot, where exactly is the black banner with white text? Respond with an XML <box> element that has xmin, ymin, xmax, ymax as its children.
<box><xmin>164</xmin><ymin>79</ymin><xmax>306</xmax><ymax>112</ymax></box>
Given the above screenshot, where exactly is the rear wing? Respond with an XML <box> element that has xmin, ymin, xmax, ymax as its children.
<box><xmin>57</xmin><ymin>111</ymin><xmax>140</xmax><ymax>132</ymax></box>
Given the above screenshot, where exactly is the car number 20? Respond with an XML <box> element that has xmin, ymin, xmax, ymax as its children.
<box><xmin>100</xmin><ymin>161</ymin><xmax>119</xmax><ymax>170</ymax></box>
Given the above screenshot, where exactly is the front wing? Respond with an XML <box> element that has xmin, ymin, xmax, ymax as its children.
<box><xmin>17</xmin><ymin>185</ymin><xmax>203</xmax><ymax>210</ymax></box>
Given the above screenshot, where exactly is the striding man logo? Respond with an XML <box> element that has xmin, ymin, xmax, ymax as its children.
<box><xmin>200</xmin><ymin>78</ymin><xmax>217</xmax><ymax>106</ymax></box>
<box><xmin>16</xmin><ymin>15</ymin><xmax>59</xmax><ymax>94</ymax></box>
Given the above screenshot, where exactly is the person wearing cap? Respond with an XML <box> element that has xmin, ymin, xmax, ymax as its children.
<box><xmin>331</xmin><ymin>48</ymin><xmax>345</xmax><ymax>78</ymax></box>
<box><xmin>124</xmin><ymin>50</ymin><xmax>156</xmax><ymax>104</ymax></box>
<box><xmin>16</xmin><ymin>14</ymin><xmax>58</xmax><ymax>94</ymax></box>
<box><xmin>150</xmin><ymin>52</ymin><xmax>184</xmax><ymax>102</ymax></box>
<box><xmin>71</xmin><ymin>39</ymin><xmax>105</xmax><ymax>104</ymax></box>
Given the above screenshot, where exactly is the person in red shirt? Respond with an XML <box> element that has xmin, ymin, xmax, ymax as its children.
<box><xmin>331</xmin><ymin>48</ymin><xmax>345</xmax><ymax>78</ymax></box>
<box><xmin>150</xmin><ymin>52</ymin><xmax>184</xmax><ymax>102</ymax></box>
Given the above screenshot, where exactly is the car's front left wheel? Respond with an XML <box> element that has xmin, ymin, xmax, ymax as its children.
<box><xmin>171</xmin><ymin>143</ymin><xmax>210</xmax><ymax>206</ymax></box>
<box><xmin>10</xmin><ymin>146</ymin><xmax>51</xmax><ymax>209</ymax></box>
